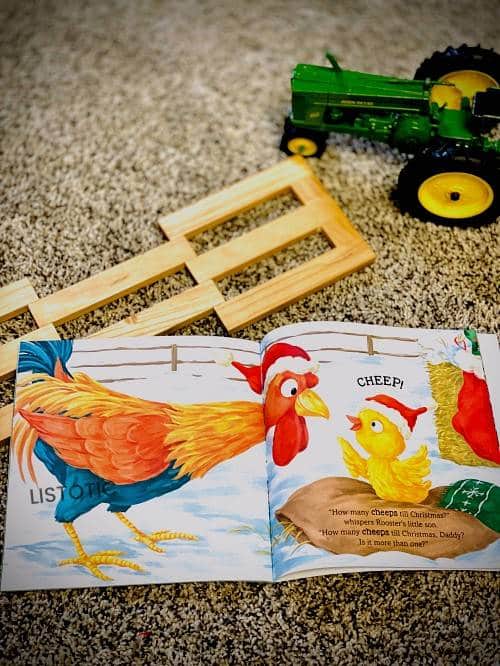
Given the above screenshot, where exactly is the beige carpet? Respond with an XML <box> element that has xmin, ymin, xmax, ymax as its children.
<box><xmin>0</xmin><ymin>0</ymin><xmax>499</xmax><ymax>663</ymax></box>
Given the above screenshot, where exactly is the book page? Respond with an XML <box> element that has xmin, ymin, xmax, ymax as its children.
<box><xmin>2</xmin><ymin>336</ymin><xmax>271</xmax><ymax>591</ymax></box>
<box><xmin>261</xmin><ymin>322</ymin><xmax>499</xmax><ymax>581</ymax></box>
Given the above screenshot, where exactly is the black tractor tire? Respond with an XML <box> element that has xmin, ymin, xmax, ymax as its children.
<box><xmin>414</xmin><ymin>44</ymin><xmax>500</xmax><ymax>130</ymax></box>
<box><xmin>280</xmin><ymin>117</ymin><xmax>328</xmax><ymax>158</ymax></box>
<box><xmin>397</xmin><ymin>144</ymin><xmax>500</xmax><ymax>227</ymax></box>
<box><xmin>415</xmin><ymin>44</ymin><xmax>500</xmax><ymax>84</ymax></box>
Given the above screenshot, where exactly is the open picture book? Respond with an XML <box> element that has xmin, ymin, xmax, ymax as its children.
<box><xmin>2</xmin><ymin>320</ymin><xmax>499</xmax><ymax>591</ymax></box>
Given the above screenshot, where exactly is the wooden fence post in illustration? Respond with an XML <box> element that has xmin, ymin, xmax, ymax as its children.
<box><xmin>367</xmin><ymin>335</ymin><xmax>374</xmax><ymax>356</ymax></box>
<box><xmin>171</xmin><ymin>344</ymin><xmax>178</xmax><ymax>372</ymax></box>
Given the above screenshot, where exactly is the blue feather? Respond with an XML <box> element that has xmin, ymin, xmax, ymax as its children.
<box><xmin>18</xmin><ymin>340</ymin><xmax>73</xmax><ymax>377</ymax></box>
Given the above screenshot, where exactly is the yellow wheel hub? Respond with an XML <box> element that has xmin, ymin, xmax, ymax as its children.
<box><xmin>287</xmin><ymin>137</ymin><xmax>318</xmax><ymax>156</ymax></box>
<box><xmin>418</xmin><ymin>172</ymin><xmax>494</xmax><ymax>219</ymax></box>
<box><xmin>430</xmin><ymin>69</ymin><xmax>498</xmax><ymax>110</ymax></box>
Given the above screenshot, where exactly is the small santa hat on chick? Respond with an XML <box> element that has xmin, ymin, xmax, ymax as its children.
<box><xmin>365</xmin><ymin>394</ymin><xmax>427</xmax><ymax>438</ymax></box>
<box><xmin>229</xmin><ymin>342</ymin><xmax>315</xmax><ymax>395</ymax></box>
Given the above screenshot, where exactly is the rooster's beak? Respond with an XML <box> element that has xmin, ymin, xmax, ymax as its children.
<box><xmin>347</xmin><ymin>415</ymin><xmax>362</xmax><ymax>431</ymax></box>
<box><xmin>295</xmin><ymin>389</ymin><xmax>330</xmax><ymax>419</ymax></box>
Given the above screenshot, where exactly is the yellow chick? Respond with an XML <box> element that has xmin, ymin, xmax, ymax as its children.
<box><xmin>338</xmin><ymin>400</ymin><xmax>431</xmax><ymax>504</ymax></box>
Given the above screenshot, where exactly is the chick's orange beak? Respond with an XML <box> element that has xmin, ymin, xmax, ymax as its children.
<box><xmin>295</xmin><ymin>389</ymin><xmax>330</xmax><ymax>419</ymax></box>
<box><xmin>347</xmin><ymin>415</ymin><xmax>362</xmax><ymax>431</ymax></box>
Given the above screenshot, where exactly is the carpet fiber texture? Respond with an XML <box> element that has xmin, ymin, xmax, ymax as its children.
<box><xmin>0</xmin><ymin>0</ymin><xmax>499</xmax><ymax>663</ymax></box>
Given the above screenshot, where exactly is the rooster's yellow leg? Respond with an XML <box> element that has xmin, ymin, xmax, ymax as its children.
<box><xmin>58</xmin><ymin>523</ymin><xmax>144</xmax><ymax>581</ymax></box>
<box><xmin>114</xmin><ymin>512</ymin><xmax>198</xmax><ymax>553</ymax></box>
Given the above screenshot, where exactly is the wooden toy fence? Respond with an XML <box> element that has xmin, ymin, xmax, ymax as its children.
<box><xmin>0</xmin><ymin>156</ymin><xmax>375</xmax><ymax>441</ymax></box>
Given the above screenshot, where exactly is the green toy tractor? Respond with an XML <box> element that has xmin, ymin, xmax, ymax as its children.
<box><xmin>280</xmin><ymin>45</ymin><xmax>500</xmax><ymax>225</ymax></box>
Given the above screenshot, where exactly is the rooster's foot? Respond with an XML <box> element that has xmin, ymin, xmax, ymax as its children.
<box><xmin>134</xmin><ymin>530</ymin><xmax>198</xmax><ymax>553</ymax></box>
<box><xmin>59</xmin><ymin>550</ymin><xmax>144</xmax><ymax>581</ymax></box>
<box><xmin>60</xmin><ymin>523</ymin><xmax>144</xmax><ymax>581</ymax></box>
<box><xmin>115</xmin><ymin>512</ymin><xmax>198</xmax><ymax>553</ymax></box>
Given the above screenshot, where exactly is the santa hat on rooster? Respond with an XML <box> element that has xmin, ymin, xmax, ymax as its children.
<box><xmin>364</xmin><ymin>394</ymin><xmax>427</xmax><ymax>438</ymax></box>
<box><xmin>227</xmin><ymin>342</ymin><xmax>318</xmax><ymax>395</ymax></box>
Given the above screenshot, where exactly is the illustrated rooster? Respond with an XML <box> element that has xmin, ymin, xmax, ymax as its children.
<box><xmin>13</xmin><ymin>340</ymin><xmax>329</xmax><ymax>580</ymax></box>
<box><xmin>338</xmin><ymin>394</ymin><xmax>431</xmax><ymax>504</ymax></box>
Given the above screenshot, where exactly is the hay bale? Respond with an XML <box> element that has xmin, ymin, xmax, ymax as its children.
<box><xmin>427</xmin><ymin>362</ymin><xmax>498</xmax><ymax>468</ymax></box>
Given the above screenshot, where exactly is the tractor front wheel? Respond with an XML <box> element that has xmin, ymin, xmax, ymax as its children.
<box><xmin>280</xmin><ymin>117</ymin><xmax>327</xmax><ymax>158</ymax></box>
<box><xmin>397</xmin><ymin>148</ymin><xmax>499</xmax><ymax>226</ymax></box>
